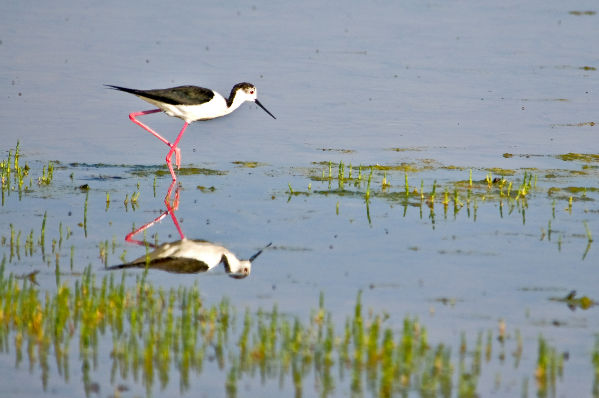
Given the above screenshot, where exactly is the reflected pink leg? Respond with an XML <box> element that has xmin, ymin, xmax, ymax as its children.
<box><xmin>164</xmin><ymin>180</ymin><xmax>185</xmax><ymax>239</ymax></box>
<box><xmin>125</xmin><ymin>211</ymin><xmax>168</xmax><ymax>246</ymax></box>
<box><xmin>125</xmin><ymin>180</ymin><xmax>185</xmax><ymax>244</ymax></box>
<box><xmin>129</xmin><ymin>109</ymin><xmax>183</xmax><ymax>178</ymax></box>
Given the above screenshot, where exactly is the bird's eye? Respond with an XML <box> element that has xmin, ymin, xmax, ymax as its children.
<box><xmin>249</xmin><ymin>90</ymin><xmax>254</xmax><ymax>94</ymax></box>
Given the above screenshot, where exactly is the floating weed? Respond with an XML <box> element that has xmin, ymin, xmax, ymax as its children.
<box><xmin>231</xmin><ymin>161</ymin><xmax>266</xmax><ymax>168</ymax></box>
<box><xmin>556</xmin><ymin>153</ymin><xmax>599</xmax><ymax>163</ymax></box>
<box><xmin>569</xmin><ymin>9</ymin><xmax>596</xmax><ymax>15</ymax></box>
<box><xmin>152</xmin><ymin>167</ymin><xmax>227</xmax><ymax>177</ymax></box>
<box><xmin>549</xmin><ymin>290</ymin><xmax>596</xmax><ymax>310</ymax></box>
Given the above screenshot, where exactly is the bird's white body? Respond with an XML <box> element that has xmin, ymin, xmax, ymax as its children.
<box><xmin>145</xmin><ymin>93</ymin><xmax>228</xmax><ymax>122</ymax></box>
<box><xmin>140</xmin><ymin>89</ymin><xmax>255</xmax><ymax>123</ymax></box>
<box><xmin>129</xmin><ymin>238</ymin><xmax>251</xmax><ymax>276</ymax></box>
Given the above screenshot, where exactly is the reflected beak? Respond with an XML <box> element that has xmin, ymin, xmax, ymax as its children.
<box><xmin>255</xmin><ymin>100</ymin><xmax>276</xmax><ymax>119</ymax></box>
<box><xmin>249</xmin><ymin>242</ymin><xmax>272</xmax><ymax>262</ymax></box>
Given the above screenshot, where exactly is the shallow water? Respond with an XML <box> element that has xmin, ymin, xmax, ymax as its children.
<box><xmin>1</xmin><ymin>1</ymin><xmax>598</xmax><ymax>397</ymax></box>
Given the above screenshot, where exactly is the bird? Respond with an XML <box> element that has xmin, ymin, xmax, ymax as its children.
<box><xmin>106</xmin><ymin>82</ymin><xmax>276</xmax><ymax>180</ymax></box>
<box><xmin>108</xmin><ymin>240</ymin><xmax>272</xmax><ymax>279</ymax></box>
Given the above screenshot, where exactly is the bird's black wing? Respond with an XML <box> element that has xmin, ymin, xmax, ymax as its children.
<box><xmin>106</xmin><ymin>85</ymin><xmax>215</xmax><ymax>106</ymax></box>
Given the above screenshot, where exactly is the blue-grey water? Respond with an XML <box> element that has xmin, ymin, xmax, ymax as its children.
<box><xmin>1</xmin><ymin>1</ymin><xmax>598</xmax><ymax>397</ymax></box>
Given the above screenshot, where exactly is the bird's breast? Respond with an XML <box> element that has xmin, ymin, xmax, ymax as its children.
<box><xmin>155</xmin><ymin>95</ymin><xmax>228</xmax><ymax>123</ymax></box>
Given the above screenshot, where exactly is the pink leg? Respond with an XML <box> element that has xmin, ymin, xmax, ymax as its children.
<box><xmin>129</xmin><ymin>109</ymin><xmax>183</xmax><ymax>175</ymax></box>
<box><xmin>164</xmin><ymin>122</ymin><xmax>189</xmax><ymax>181</ymax></box>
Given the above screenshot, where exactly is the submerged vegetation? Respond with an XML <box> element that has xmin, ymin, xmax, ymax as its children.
<box><xmin>285</xmin><ymin>159</ymin><xmax>598</xmax><ymax>251</ymax></box>
<box><xmin>0</xmin><ymin>268</ymin><xmax>575</xmax><ymax>397</ymax></box>
<box><xmin>0</xmin><ymin>143</ymin><xmax>597</xmax><ymax>397</ymax></box>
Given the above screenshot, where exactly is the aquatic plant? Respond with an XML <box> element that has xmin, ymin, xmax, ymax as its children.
<box><xmin>0</xmin><ymin>264</ymin><xmax>581</xmax><ymax>398</ymax></box>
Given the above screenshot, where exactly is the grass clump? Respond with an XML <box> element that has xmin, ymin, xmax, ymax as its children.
<box><xmin>0</xmin><ymin>269</ymin><xmax>566</xmax><ymax>397</ymax></box>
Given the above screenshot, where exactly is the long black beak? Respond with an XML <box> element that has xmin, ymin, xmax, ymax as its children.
<box><xmin>249</xmin><ymin>242</ymin><xmax>272</xmax><ymax>262</ymax></box>
<box><xmin>255</xmin><ymin>100</ymin><xmax>276</xmax><ymax>119</ymax></box>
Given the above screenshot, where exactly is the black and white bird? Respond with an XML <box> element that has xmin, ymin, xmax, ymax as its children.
<box><xmin>108</xmin><ymin>240</ymin><xmax>272</xmax><ymax>279</ymax></box>
<box><xmin>106</xmin><ymin>82</ymin><xmax>276</xmax><ymax>180</ymax></box>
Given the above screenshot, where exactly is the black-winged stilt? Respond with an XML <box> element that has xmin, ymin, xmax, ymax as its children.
<box><xmin>106</xmin><ymin>82</ymin><xmax>276</xmax><ymax>180</ymax></box>
<box><xmin>108</xmin><ymin>240</ymin><xmax>272</xmax><ymax>279</ymax></box>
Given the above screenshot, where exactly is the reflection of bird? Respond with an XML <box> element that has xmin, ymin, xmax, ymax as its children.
<box><xmin>109</xmin><ymin>240</ymin><xmax>271</xmax><ymax>279</ymax></box>
<box><xmin>106</xmin><ymin>83</ymin><xmax>276</xmax><ymax>181</ymax></box>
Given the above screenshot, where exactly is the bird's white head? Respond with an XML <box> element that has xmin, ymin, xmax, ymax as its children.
<box><xmin>229</xmin><ymin>82</ymin><xmax>276</xmax><ymax>119</ymax></box>
<box><xmin>222</xmin><ymin>254</ymin><xmax>252</xmax><ymax>279</ymax></box>
<box><xmin>221</xmin><ymin>242</ymin><xmax>271</xmax><ymax>279</ymax></box>
<box><xmin>233</xmin><ymin>82</ymin><xmax>258</xmax><ymax>102</ymax></box>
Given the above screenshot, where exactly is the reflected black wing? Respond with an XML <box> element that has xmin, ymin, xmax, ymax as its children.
<box><xmin>108</xmin><ymin>257</ymin><xmax>210</xmax><ymax>274</ymax></box>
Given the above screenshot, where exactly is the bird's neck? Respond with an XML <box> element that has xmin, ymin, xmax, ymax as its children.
<box><xmin>225</xmin><ymin>91</ymin><xmax>247</xmax><ymax>114</ymax></box>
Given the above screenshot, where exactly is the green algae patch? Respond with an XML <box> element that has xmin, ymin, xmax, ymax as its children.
<box><xmin>569</xmin><ymin>10</ymin><xmax>596</xmax><ymax>15</ymax></box>
<box><xmin>564</xmin><ymin>186</ymin><xmax>599</xmax><ymax>194</ymax></box>
<box><xmin>552</xmin><ymin>122</ymin><xmax>596</xmax><ymax>128</ymax></box>
<box><xmin>154</xmin><ymin>167</ymin><xmax>228</xmax><ymax>177</ymax></box>
<box><xmin>318</xmin><ymin>148</ymin><xmax>355</xmax><ymax>153</ymax></box>
<box><xmin>556</xmin><ymin>153</ymin><xmax>599</xmax><ymax>163</ymax></box>
<box><xmin>441</xmin><ymin>164</ymin><xmax>467</xmax><ymax>171</ymax></box>
<box><xmin>232</xmin><ymin>161</ymin><xmax>268</xmax><ymax>168</ymax></box>
<box><xmin>197</xmin><ymin>185</ymin><xmax>216</xmax><ymax>192</ymax></box>
<box><xmin>485</xmin><ymin>167</ymin><xmax>517</xmax><ymax>176</ymax></box>
<box><xmin>547</xmin><ymin>186</ymin><xmax>596</xmax><ymax>202</ymax></box>
<box><xmin>388</xmin><ymin>147</ymin><xmax>424</xmax><ymax>152</ymax></box>
<box><xmin>373</xmin><ymin>163</ymin><xmax>426</xmax><ymax>172</ymax></box>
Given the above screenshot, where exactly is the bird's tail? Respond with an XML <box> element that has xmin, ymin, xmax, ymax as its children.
<box><xmin>104</xmin><ymin>84</ymin><xmax>143</xmax><ymax>96</ymax></box>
